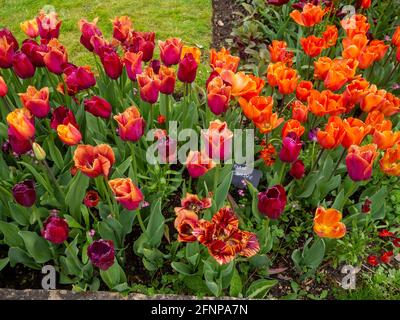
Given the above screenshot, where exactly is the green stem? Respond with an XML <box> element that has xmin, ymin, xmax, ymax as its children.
<box><xmin>310</xmin><ymin>148</ymin><xmax>324</xmax><ymax>173</ymax></box>
<box><xmin>329</xmin><ymin>148</ymin><xmax>347</xmax><ymax>179</ymax></box>
<box><xmin>32</xmin><ymin>205</ymin><xmax>43</xmax><ymax>230</ymax></box>
<box><xmin>213</xmin><ymin>165</ymin><xmax>220</xmax><ymax>195</ymax></box>
<box><xmin>279</xmin><ymin>163</ymin><xmax>287</xmax><ymax>185</ymax></box>
<box><xmin>130</xmin><ymin>142</ymin><xmax>138</xmax><ymax>184</ymax></box>
<box><xmin>136</xmin><ymin>210</ymin><xmax>146</xmax><ymax>233</ymax></box>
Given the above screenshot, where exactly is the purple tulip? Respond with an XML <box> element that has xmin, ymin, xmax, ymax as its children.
<box><xmin>87</xmin><ymin>239</ymin><xmax>115</xmax><ymax>270</ymax></box>
<box><xmin>12</xmin><ymin>180</ymin><xmax>36</xmax><ymax>207</ymax></box>
<box><xmin>279</xmin><ymin>132</ymin><xmax>302</xmax><ymax>163</ymax></box>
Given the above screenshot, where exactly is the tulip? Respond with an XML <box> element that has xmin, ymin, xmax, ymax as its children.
<box><xmin>185</xmin><ymin>150</ymin><xmax>216</xmax><ymax>178</ymax></box>
<box><xmin>317</xmin><ymin>116</ymin><xmax>345</xmax><ymax>149</ymax></box>
<box><xmin>359</xmin><ymin>0</ymin><xmax>371</xmax><ymax>9</ymax></box>
<box><xmin>282</xmin><ymin>119</ymin><xmax>305</xmax><ymax>138</ymax></box>
<box><xmin>179</xmin><ymin>193</ymin><xmax>212</xmax><ymax>212</ymax></box>
<box><xmin>290</xmin><ymin>3</ymin><xmax>325</xmax><ymax>27</ymax></box>
<box><xmin>112</xmin><ymin>16</ymin><xmax>132</xmax><ymax>42</ymax></box>
<box><xmin>0</xmin><ymin>76</ymin><xmax>7</xmax><ymax>97</ymax></box>
<box><xmin>137</xmin><ymin>67</ymin><xmax>161</xmax><ymax>104</ymax></box>
<box><xmin>367</xmin><ymin>255</ymin><xmax>379</xmax><ymax>266</ymax></box>
<box><xmin>296</xmin><ymin>80</ymin><xmax>313</xmax><ymax>101</ymax></box>
<box><xmin>222</xmin><ymin>70</ymin><xmax>264</xmax><ymax>100</ymax></box>
<box><xmin>308</xmin><ymin>90</ymin><xmax>345</xmax><ymax>117</ymax></box>
<box><xmin>268</xmin><ymin>40</ymin><xmax>291</xmax><ymax>64</ymax></box>
<box><xmin>373</xmin><ymin>130</ymin><xmax>400</xmax><ymax>150</ymax></box>
<box><xmin>20</xmin><ymin>19</ymin><xmax>39</xmax><ymax>38</ymax></box>
<box><xmin>380</xmin><ymin>146</ymin><xmax>400</xmax><ymax>176</ymax></box>
<box><xmin>289</xmin><ymin>159</ymin><xmax>305</xmax><ymax>179</ymax></box>
<box><xmin>381</xmin><ymin>251</ymin><xmax>393</xmax><ymax>264</ymax></box>
<box><xmin>0</xmin><ymin>36</ymin><xmax>15</xmax><ymax>69</ymax></box>
<box><xmin>392</xmin><ymin>26</ymin><xmax>400</xmax><ymax>47</ymax></box>
<box><xmin>279</xmin><ymin>132</ymin><xmax>302</xmax><ymax>163</ymax></box>
<box><xmin>239</xmin><ymin>96</ymin><xmax>274</xmax><ymax>122</ymax></box>
<box><xmin>108</xmin><ymin>178</ymin><xmax>144</xmax><ymax>210</ymax></box>
<box><xmin>114</xmin><ymin>106</ymin><xmax>145</xmax><ymax>142</ymax></box>
<box><xmin>57</xmin><ymin>123</ymin><xmax>82</xmax><ymax>146</ymax></box>
<box><xmin>130</xmin><ymin>31</ymin><xmax>155</xmax><ymax>62</ymax></box>
<box><xmin>276</xmin><ymin>67</ymin><xmax>299</xmax><ymax>95</ymax></box>
<box><xmin>346</xmin><ymin>144</ymin><xmax>378</xmax><ymax>181</ymax></box>
<box><xmin>43</xmin><ymin>39</ymin><xmax>68</xmax><ymax>74</ymax></box>
<box><xmin>64</xmin><ymin>65</ymin><xmax>96</xmax><ymax>93</ymax></box>
<box><xmin>178</xmin><ymin>52</ymin><xmax>198</xmax><ymax>83</ymax></box>
<box><xmin>157</xmin><ymin>65</ymin><xmax>176</xmax><ymax>95</ymax></box>
<box><xmin>6</xmin><ymin>108</ymin><xmax>35</xmax><ymax>141</ymax></box>
<box><xmin>300</xmin><ymin>36</ymin><xmax>325</xmax><ymax>57</ymax></box>
<box><xmin>341</xmin><ymin>14</ymin><xmax>370</xmax><ymax>39</ymax></box>
<box><xmin>308</xmin><ymin>127</ymin><xmax>319</xmax><ymax>142</ymax></box>
<box><xmin>50</xmin><ymin>106</ymin><xmax>79</xmax><ymax>130</ymax></box>
<box><xmin>342</xmin><ymin>78</ymin><xmax>369</xmax><ymax>107</ymax></box>
<box><xmin>87</xmin><ymin>239</ymin><xmax>115</xmax><ymax>270</ymax></box>
<box><xmin>323</xmin><ymin>66</ymin><xmax>348</xmax><ymax>92</ymax></box>
<box><xmin>267</xmin><ymin>0</ymin><xmax>290</xmax><ymax>5</ymax></box>
<box><xmin>12</xmin><ymin>180</ymin><xmax>36</xmax><ymax>207</ymax></box>
<box><xmin>78</xmin><ymin>18</ymin><xmax>102</xmax><ymax>51</ymax></box>
<box><xmin>21</xmin><ymin>39</ymin><xmax>47</xmax><ymax>67</ymax></box>
<box><xmin>149</xmin><ymin>59</ymin><xmax>161</xmax><ymax>74</ymax></box>
<box><xmin>8</xmin><ymin>128</ymin><xmax>32</xmax><ymax>155</ymax></box>
<box><xmin>322</xmin><ymin>25</ymin><xmax>338</xmax><ymax>48</ymax></box>
<box><xmin>209</xmin><ymin>47</ymin><xmax>240</xmax><ymax>72</ymax></box>
<box><xmin>313</xmin><ymin>207</ymin><xmax>346</xmax><ymax>239</ymax></box>
<box><xmin>84</xmin><ymin>190</ymin><xmax>100</xmax><ymax>208</ymax></box>
<box><xmin>314</xmin><ymin>56</ymin><xmax>332</xmax><ymax>80</ymax></box>
<box><xmin>0</xmin><ymin>28</ymin><xmax>19</xmax><ymax>50</ymax></box>
<box><xmin>73</xmin><ymin>144</ymin><xmax>115</xmax><ymax>178</ymax></box>
<box><xmin>84</xmin><ymin>96</ymin><xmax>112</xmax><ymax>119</ymax></box>
<box><xmin>258</xmin><ymin>185</ymin><xmax>287</xmax><ymax>219</ymax></box>
<box><xmin>41</xmin><ymin>216</ymin><xmax>69</xmax><ymax>244</ymax></box>
<box><xmin>181</xmin><ymin>46</ymin><xmax>201</xmax><ymax>64</ymax></box>
<box><xmin>19</xmin><ymin>86</ymin><xmax>50</xmax><ymax>118</ymax></box>
<box><xmin>202</xmin><ymin>120</ymin><xmax>233</xmax><ymax>161</ymax></box>
<box><xmin>36</xmin><ymin>11</ymin><xmax>62</xmax><ymax>40</ymax></box>
<box><xmin>157</xmin><ymin>134</ymin><xmax>177</xmax><ymax>164</ymax></box>
<box><xmin>159</xmin><ymin>38</ymin><xmax>182</xmax><ymax>66</ymax></box>
<box><xmin>124</xmin><ymin>51</ymin><xmax>143</xmax><ymax>81</ymax></box>
<box><xmin>341</xmin><ymin>117</ymin><xmax>370</xmax><ymax>149</ymax></box>
<box><xmin>101</xmin><ymin>50</ymin><xmax>123</xmax><ymax>80</ymax></box>
<box><xmin>291</xmin><ymin>100</ymin><xmax>309</xmax><ymax>123</ymax></box>
<box><xmin>174</xmin><ymin>209</ymin><xmax>199</xmax><ymax>242</ymax></box>
<box><xmin>207</xmin><ymin>76</ymin><xmax>231</xmax><ymax>115</ymax></box>
<box><xmin>32</xmin><ymin>142</ymin><xmax>46</xmax><ymax>161</ymax></box>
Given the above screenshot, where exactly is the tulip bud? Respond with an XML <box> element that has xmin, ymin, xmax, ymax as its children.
<box><xmin>84</xmin><ymin>190</ymin><xmax>100</xmax><ymax>208</ymax></box>
<box><xmin>41</xmin><ymin>216</ymin><xmax>69</xmax><ymax>244</ymax></box>
<box><xmin>258</xmin><ymin>185</ymin><xmax>287</xmax><ymax>219</ymax></box>
<box><xmin>289</xmin><ymin>159</ymin><xmax>305</xmax><ymax>179</ymax></box>
<box><xmin>12</xmin><ymin>180</ymin><xmax>36</xmax><ymax>207</ymax></box>
<box><xmin>88</xmin><ymin>239</ymin><xmax>115</xmax><ymax>270</ymax></box>
<box><xmin>12</xmin><ymin>51</ymin><xmax>36</xmax><ymax>79</ymax></box>
<box><xmin>32</xmin><ymin>142</ymin><xmax>46</xmax><ymax>161</ymax></box>
<box><xmin>84</xmin><ymin>96</ymin><xmax>112</xmax><ymax>119</ymax></box>
<box><xmin>159</xmin><ymin>38</ymin><xmax>182</xmax><ymax>66</ymax></box>
<box><xmin>178</xmin><ymin>53</ymin><xmax>198</xmax><ymax>83</ymax></box>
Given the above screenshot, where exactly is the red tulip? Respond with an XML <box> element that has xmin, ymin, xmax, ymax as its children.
<box><xmin>258</xmin><ymin>185</ymin><xmax>287</xmax><ymax>219</ymax></box>
<box><xmin>8</xmin><ymin>128</ymin><xmax>32</xmax><ymax>155</ymax></box>
<box><xmin>36</xmin><ymin>11</ymin><xmax>62</xmax><ymax>40</ymax></box>
<box><xmin>124</xmin><ymin>51</ymin><xmax>143</xmax><ymax>81</ymax></box>
<box><xmin>0</xmin><ymin>28</ymin><xmax>19</xmax><ymax>50</ymax></box>
<box><xmin>43</xmin><ymin>39</ymin><xmax>68</xmax><ymax>74</ymax></box>
<box><xmin>101</xmin><ymin>50</ymin><xmax>122</xmax><ymax>80</ymax></box>
<box><xmin>21</xmin><ymin>39</ymin><xmax>47</xmax><ymax>67</ymax></box>
<box><xmin>84</xmin><ymin>190</ymin><xmax>99</xmax><ymax>208</ymax></box>
<box><xmin>202</xmin><ymin>120</ymin><xmax>233</xmax><ymax>162</ymax></box>
<box><xmin>41</xmin><ymin>215</ymin><xmax>69</xmax><ymax>244</ymax></box>
<box><xmin>157</xmin><ymin>65</ymin><xmax>176</xmax><ymax>95</ymax></box>
<box><xmin>108</xmin><ymin>178</ymin><xmax>144</xmax><ymax>210</ymax></box>
<box><xmin>177</xmin><ymin>53</ymin><xmax>198</xmax><ymax>83</ymax></box>
<box><xmin>0</xmin><ymin>36</ymin><xmax>15</xmax><ymax>68</ymax></box>
<box><xmin>87</xmin><ymin>239</ymin><xmax>115</xmax><ymax>270</ymax></box>
<box><xmin>0</xmin><ymin>76</ymin><xmax>7</xmax><ymax>97</ymax></box>
<box><xmin>346</xmin><ymin>144</ymin><xmax>378</xmax><ymax>181</ymax></box>
<box><xmin>114</xmin><ymin>106</ymin><xmax>145</xmax><ymax>142</ymax></box>
<box><xmin>19</xmin><ymin>86</ymin><xmax>50</xmax><ymax>118</ymax></box>
<box><xmin>50</xmin><ymin>106</ymin><xmax>79</xmax><ymax>130</ymax></box>
<box><xmin>84</xmin><ymin>96</ymin><xmax>112</xmax><ymax>119</ymax></box>
<box><xmin>12</xmin><ymin>180</ymin><xmax>36</xmax><ymax>207</ymax></box>
<box><xmin>78</xmin><ymin>18</ymin><xmax>102</xmax><ymax>52</ymax></box>
<box><xmin>12</xmin><ymin>51</ymin><xmax>35</xmax><ymax>79</ymax></box>
<box><xmin>64</xmin><ymin>65</ymin><xmax>96</xmax><ymax>94</ymax></box>
<box><xmin>159</xmin><ymin>38</ymin><xmax>182</xmax><ymax>66</ymax></box>
<box><xmin>137</xmin><ymin>67</ymin><xmax>161</xmax><ymax>104</ymax></box>
<box><xmin>207</xmin><ymin>76</ymin><xmax>231</xmax><ymax>115</ymax></box>
<box><xmin>129</xmin><ymin>31</ymin><xmax>155</xmax><ymax>62</ymax></box>
<box><xmin>289</xmin><ymin>159</ymin><xmax>305</xmax><ymax>179</ymax></box>
<box><xmin>112</xmin><ymin>16</ymin><xmax>132</xmax><ymax>42</ymax></box>
<box><xmin>185</xmin><ymin>150</ymin><xmax>215</xmax><ymax>178</ymax></box>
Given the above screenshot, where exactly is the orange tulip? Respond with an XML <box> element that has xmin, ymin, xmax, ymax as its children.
<box><xmin>317</xmin><ymin>116</ymin><xmax>345</xmax><ymax>149</ymax></box>
<box><xmin>253</xmin><ymin>110</ymin><xmax>284</xmax><ymax>134</ymax></box>
<box><xmin>112</xmin><ymin>16</ymin><xmax>132</xmax><ymax>42</ymax></box>
<box><xmin>6</xmin><ymin>108</ymin><xmax>35</xmax><ymax>141</ymax></box>
<box><xmin>282</xmin><ymin>119</ymin><xmax>305</xmax><ymax>138</ymax></box>
<box><xmin>392</xmin><ymin>26</ymin><xmax>400</xmax><ymax>47</ymax></box>
<box><xmin>342</xmin><ymin>78</ymin><xmax>370</xmax><ymax>108</ymax></box>
<box><xmin>380</xmin><ymin>146</ymin><xmax>400</xmax><ymax>176</ymax></box>
<box><xmin>276</xmin><ymin>67</ymin><xmax>298</xmax><ymax>95</ymax></box>
<box><xmin>324</xmin><ymin>58</ymin><xmax>358</xmax><ymax>92</ymax></box>
<box><xmin>365</xmin><ymin>110</ymin><xmax>392</xmax><ymax>132</ymax></box>
<box><xmin>380</xmin><ymin>92</ymin><xmax>400</xmax><ymax>117</ymax></box>
<box><xmin>181</xmin><ymin>46</ymin><xmax>201</xmax><ymax>64</ymax></box>
<box><xmin>57</xmin><ymin>123</ymin><xmax>82</xmax><ymax>146</ymax></box>
<box><xmin>268</xmin><ymin>40</ymin><xmax>293</xmax><ymax>65</ymax></box>
<box><xmin>300</xmin><ymin>36</ymin><xmax>325</xmax><ymax>57</ymax></box>
<box><xmin>290</xmin><ymin>3</ymin><xmax>326</xmax><ymax>27</ymax></box>
<box><xmin>221</xmin><ymin>70</ymin><xmax>264</xmax><ymax>100</ymax></box>
<box><xmin>322</xmin><ymin>25</ymin><xmax>338</xmax><ymax>48</ymax></box>
<box><xmin>210</xmin><ymin>47</ymin><xmax>240</xmax><ymax>73</ymax></box>
<box><xmin>313</xmin><ymin>207</ymin><xmax>346</xmax><ymax>239</ymax></box>
<box><xmin>314</xmin><ymin>56</ymin><xmax>332</xmax><ymax>80</ymax></box>
<box><xmin>341</xmin><ymin>118</ymin><xmax>371</xmax><ymax>149</ymax></box>
<box><xmin>296</xmin><ymin>80</ymin><xmax>313</xmax><ymax>101</ymax></box>
<box><xmin>368</xmin><ymin>40</ymin><xmax>389</xmax><ymax>62</ymax></box>
<box><xmin>108</xmin><ymin>177</ymin><xmax>144</xmax><ymax>210</ymax></box>
<box><xmin>20</xmin><ymin>19</ymin><xmax>39</xmax><ymax>38</ymax></box>
<box><xmin>157</xmin><ymin>65</ymin><xmax>176</xmax><ymax>95</ymax></box>
<box><xmin>238</xmin><ymin>95</ymin><xmax>273</xmax><ymax>122</ymax></box>
<box><xmin>19</xmin><ymin>86</ymin><xmax>50</xmax><ymax>118</ymax></box>
<box><xmin>308</xmin><ymin>89</ymin><xmax>345</xmax><ymax>117</ymax></box>
<box><xmin>174</xmin><ymin>208</ymin><xmax>199</xmax><ymax>242</ymax></box>
<box><xmin>373</xmin><ymin>130</ymin><xmax>400</xmax><ymax>150</ymax></box>
<box><xmin>114</xmin><ymin>106</ymin><xmax>145</xmax><ymax>142</ymax></box>
<box><xmin>360</xmin><ymin>85</ymin><xmax>387</xmax><ymax>113</ymax></box>
<box><xmin>291</xmin><ymin>100</ymin><xmax>308</xmax><ymax>123</ymax></box>
<box><xmin>266</xmin><ymin>62</ymin><xmax>286</xmax><ymax>87</ymax></box>
<box><xmin>342</xmin><ymin>34</ymin><xmax>368</xmax><ymax>60</ymax></box>
<box><xmin>207</xmin><ymin>76</ymin><xmax>231</xmax><ymax>115</ymax></box>
<box><xmin>73</xmin><ymin>144</ymin><xmax>115</xmax><ymax>178</ymax></box>
<box><xmin>341</xmin><ymin>14</ymin><xmax>370</xmax><ymax>39</ymax></box>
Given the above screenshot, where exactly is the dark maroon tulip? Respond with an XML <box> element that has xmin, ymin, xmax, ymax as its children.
<box><xmin>361</xmin><ymin>198</ymin><xmax>371</xmax><ymax>213</ymax></box>
<box><xmin>289</xmin><ymin>159</ymin><xmax>305</xmax><ymax>179</ymax></box>
<box><xmin>8</xmin><ymin>128</ymin><xmax>32</xmax><ymax>155</ymax></box>
<box><xmin>129</xmin><ymin>31</ymin><xmax>155</xmax><ymax>62</ymax></box>
<box><xmin>84</xmin><ymin>96</ymin><xmax>112</xmax><ymax>119</ymax></box>
<box><xmin>84</xmin><ymin>190</ymin><xmax>100</xmax><ymax>208</ymax></box>
<box><xmin>41</xmin><ymin>216</ymin><xmax>69</xmax><ymax>244</ymax></box>
<box><xmin>50</xmin><ymin>106</ymin><xmax>79</xmax><ymax>130</ymax></box>
<box><xmin>177</xmin><ymin>53</ymin><xmax>198</xmax><ymax>83</ymax></box>
<box><xmin>0</xmin><ymin>28</ymin><xmax>19</xmax><ymax>50</ymax></box>
<box><xmin>21</xmin><ymin>40</ymin><xmax>47</xmax><ymax>67</ymax></box>
<box><xmin>258</xmin><ymin>185</ymin><xmax>287</xmax><ymax>219</ymax></box>
<box><xmin>149</xmin><ymin>59</ymin><xmax>161</xmax><ymax>74</ymax></box>
<box><xmin>268</xmin><ymin>0</ymin><xmax>290</xmax><ymax>5</ymax></box>
<box><xmin>12</xmin><ymin>180</ymin><xmax>36</xmax><ymax>207</ymax></box>
<box><xmin>279</xmin><ymin>132</ymin><xmax>302</xmax><ymax>163</ymax></box>
<box><xmin>101</xmin><ymin>51</ymin><xmax>123</xmax><ymax>80</ymax></box>
<box><xmin>87</xmin><ymin>239</ymin><xmax>115</xmax><ymax>270</ymax></box>
<box><xmin>12</xmin><ymin>51</ymin><xmax>36</xmax><ymax>79</ymax></box>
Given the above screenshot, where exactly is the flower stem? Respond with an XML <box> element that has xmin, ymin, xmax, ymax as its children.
<box><xmin>329</xmin><ymin>148</ymin><xmax>347</xmax><ymax>179</ymax></box>
<box><xmin>136</xmin><ymin>210</ymin><xmax>146</xmax><ymax>232</ymax></box>
<box><xmin>279</xmin><ymin>162</ymin><xmax>287</xmax><ymax>185</ymax></box>
<box><xmin>213</xmin><ymin>165</ymin><xmax>220</xmax><ymax>195</ymax></box>
<box><xmin>130</xmin><ymin>142</ymin><xmax>138</xmax><ymax>184</ymax></box>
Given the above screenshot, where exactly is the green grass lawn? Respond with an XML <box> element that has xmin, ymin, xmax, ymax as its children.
<box><xmin>0</xmin><ymin>0</ymin><xmax>212</xmax><ymax>81</ymax></box>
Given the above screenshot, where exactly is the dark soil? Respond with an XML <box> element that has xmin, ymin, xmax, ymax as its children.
<box><xmin>212</xmin><ymin>0</ymin><xmax>246</xmax><ymax>49</ymax></box>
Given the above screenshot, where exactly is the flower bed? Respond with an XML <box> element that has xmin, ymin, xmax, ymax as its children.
<box><xmin>0</xmin><ymin>1</ymin><xmax>400</xmax><ymax>299</ymax></box>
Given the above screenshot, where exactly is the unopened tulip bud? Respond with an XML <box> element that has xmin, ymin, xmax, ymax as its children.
<box><xmin>32</xmin><ymin>142</ymin><xmax>46</xmax><ymax>161</ymax></box>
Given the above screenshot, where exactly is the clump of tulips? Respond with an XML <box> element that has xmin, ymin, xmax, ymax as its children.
<box><xmin>0</xmin><ymin>1</ymin><xmax>398</xmax><ymax>297</ymax></box>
